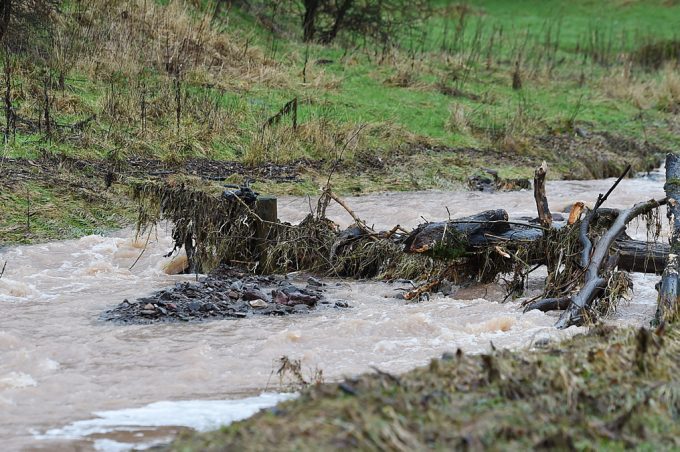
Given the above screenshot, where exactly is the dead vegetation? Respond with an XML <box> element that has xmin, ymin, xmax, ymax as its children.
<box><xmin>132</xmin><ymin>175</ymin><xmax>445</xmax><ymax>280</ymax></box>
<box><xmin>67</xmin><ymin>0</ymin><xmax>282</xmax><ymax>88</ymax></box>
<box><xmin>132</xmin><ymin>175</ymin><xmax>257</xmax><ymax>273</ymax></box>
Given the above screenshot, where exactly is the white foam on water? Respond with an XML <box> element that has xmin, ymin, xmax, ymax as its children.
<box><xmin>0</xmin><ymin>279</ymin><xmax>39</xmax><ymax>300</ymax></box>
<box><xmin>0</xmin><ymin>372</ymin><xmax>37</xmax><ymax>389</ymax></box>
<box><xmin>93</xmin><ymin>438</ymin><xmax>170</xmax><ymax>452</ymax></box>
<box><xmin>36</xmin><ymin>393</ymin><xmax>297</xmax><ymax>450</ymax></box>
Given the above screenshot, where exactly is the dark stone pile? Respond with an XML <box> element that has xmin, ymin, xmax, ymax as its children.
<box><xmin>102</xmin><ymin>267</ymin><xmax>344</xmax><ymax>324</ymax></box>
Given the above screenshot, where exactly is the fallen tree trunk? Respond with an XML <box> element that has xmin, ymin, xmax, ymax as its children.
<box><xmin>403</xmin><ymin>209</ymin><xmax>512</xmax><ymax>254</ymax></box>
<box><xmin>404</xmin><ymin>214</ymin><xmax>668</xmax><ymax>275</ymax></box>
<box><xmin>403</xmin><ymin>211</ymin><xmax>547</xmax><ymax>282</ymax></box>
<box><xmin>657</xmin><ymin>153</ymin><xmax>680</xmax><ymax>323</ymax></box>
<box><xmin>614</xmin><ymin>238</ymin><xmax>668</xmax><ymax>275</ymax></box>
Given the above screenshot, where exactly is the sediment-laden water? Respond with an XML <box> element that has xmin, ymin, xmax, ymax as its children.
<box><xmin>0</xmin><ymin>171</ymin><xmax>666</xmax><ymax>451</ymax></box>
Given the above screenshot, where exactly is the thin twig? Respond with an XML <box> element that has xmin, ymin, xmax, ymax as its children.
<box><xmin>327</xmin><ymin>190</ymin><xmax>378</xmax><ymax>241</ymax></box>
<box><xmin>129</xmin><ymin>227</ymin><xmax>154</xmax><ymax>270</ymax></box>
<box><xmin>325</xmin><ymin>123</ymin><xmax>368</xmax><ymax>188</ymax></box>
<box><xmin>580</xmin><ymin>164</ymin><xmax>632</xmax><ymax>267</ymax></box>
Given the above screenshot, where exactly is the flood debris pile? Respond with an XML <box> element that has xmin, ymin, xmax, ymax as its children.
<box><xmin>263</xmin><ymin>219</ymin><xmax>446</xmax><ymax>280</ymax></box>
<box><xmin>131</xmin><ymin>176</ymin><xmax>442</xmax><ymax>280</ymax></box>
<box><xmin>129</xmin><ymin>154</ymin><xmax>680</xmax><ymax>329</ymax></box>
<box><xmin>102</xmin><ymin>267</ymin><xmax>336</xmax><ymax>324</ymax></box>
<box><xmin>168</xmin><ymin>324</ymin><xmax>680</xmax><ymax>451</ymax></box>
<box><xmin>131</xmin><ymin>176</ymin><xmax>260</xmax><ymax>273</ymax></box>
<box><xmin>404</xmin><ymin>159</ymin><xmax>675</xmax><ymax>328</ymax></box>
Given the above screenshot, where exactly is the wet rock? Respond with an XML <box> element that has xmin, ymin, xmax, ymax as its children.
<box><xmin>287</xmin><ymin>292</ymin><xmax>319</xmax><ymax>307</ymax></box>
<box><xmin>293</xmin><ymin>304</ymin><xmax>310</xmax><ymax>313</ymax></box>
<box><xmin>242</xmin><ymin>288</ymin><xmax>269</xmax><ymax>302</ymax></box>
<box><xmin>441</xmin><ymin>351</ymin><xmax>456</xmax><ymax>361</ymax></box>
<box><xmin>307</xmin><ymin>276</ymin><xmax>325</xmax><ymax>287</ymax></box>
<box><xmin>575</xmin><ymin>126</ymin><xmax>589</xmax><ymax>138</ymax></box>
<box><xmin>248</xmin><ymin>299</ymin><xmax>268</xmax><ymax>309</ymax></box>
<box><xmin>223</xmin><ymin>184</ymin><xmax>259</xmax><ymax>204</ymax></box>
<box><xmin>338</xmin><ymin>382</ymin><xmax>358</xmax><ymax>396</ymax></box>
<box><xmin>227</xmin><ymin>290</ymin><xmax>240</xmax><ymax>299</ymax></box>
<box><xmin>230</xmin><ymin>281</ymin><xmax>244</xmax><ymax>291</ymax></box>
<box><xmin>272</xmin><ymin>290</ymin><xmax>289</xmax><ymax>305</ymax></box>
<box><xmin>334</xmin><ymin>301</ymin><xmax>350</xmax><ymax>308</ymax></box>
<box><xmin>140</xmin><ymin>309</ymin><xmax>156</xmax><ymax>316</ymax></box>
<box><xmin>438</xmin><ymin>280</ymin><xmax>455</xmax><ymax>296</ymax></box>
<box><xmin>533</xmin><ymin>337</ymin><xmax>551</xmax><ymax>348</ymax></box>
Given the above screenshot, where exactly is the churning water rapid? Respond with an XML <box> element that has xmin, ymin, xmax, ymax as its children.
<box><xmin>0</xmin><ymin>172</ymin><xmax>667</xmax><ymax>451</ymax></box>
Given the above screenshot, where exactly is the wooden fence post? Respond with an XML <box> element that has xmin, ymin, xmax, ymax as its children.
<box><xmin>254</xmin><ymin>196</ymin><xmax>278</xmax><ymax>260</ymax></box>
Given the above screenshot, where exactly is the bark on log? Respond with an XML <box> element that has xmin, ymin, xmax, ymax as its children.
<box><xmin>403</xmin><ymin>210</ymin><xmax>511</xmax><ymax>253</ymax></box>
<box><xmin>614</xmin><ymin>238</ymin><xmax>668</xmax><ymax>275</ymax></box>
<box><xmin>657</xmin><ymin>153</ymin><xmax>680</xmax><ymax>323</ymax></box>
<box><xmin>524</xmin><ymin>297</ymin><xmax>571</xmax><ymax>312</ymax></box>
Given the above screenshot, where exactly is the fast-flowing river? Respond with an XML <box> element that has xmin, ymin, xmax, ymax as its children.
<box><xmin>0</xmin><ymin>171</ymin><xmax>666</xmax><ymax>451</ymax></box>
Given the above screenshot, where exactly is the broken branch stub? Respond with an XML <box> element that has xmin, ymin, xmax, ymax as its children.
<box><xmin>533</xmin><ymin>161</ymin><xmax>552</xmax><ymax>228</ymax></box>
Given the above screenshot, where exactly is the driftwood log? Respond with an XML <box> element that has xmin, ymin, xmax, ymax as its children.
<box><xmin>404</xmin><ymin>214</ymin><xmax>667</xmax><ymax>275</ymax></box>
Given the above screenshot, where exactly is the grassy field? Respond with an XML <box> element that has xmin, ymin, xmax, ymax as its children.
<box><xmin>1</xmin><ymin>0</ymin><xmax>679</xmax><ymax>244</ymax></box>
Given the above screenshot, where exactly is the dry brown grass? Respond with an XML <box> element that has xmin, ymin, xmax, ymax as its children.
<box><xmin>242</xmin><ymin>117</ymin><xmax>418</xmax><ymax>166</ymax></box>
<box><xmin>66</xmin><ymin>0</ymin><xmax>286</xmax><ymax>89</ymax></box>
<box><xmin>602</xmin><ymin>64</ymin><xmax>680</xmax><ymax>111</ymax></box>
<box><xmin>446</xmin><ymin>103</ymin><xmax>471</xmax><ymax>133</ymax></box>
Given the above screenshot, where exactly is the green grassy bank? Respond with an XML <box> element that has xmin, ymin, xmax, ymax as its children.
<box><xmin>1</xmin><ymin>0</ymin><xmax>679</xmax><ymax>244</ymax></box>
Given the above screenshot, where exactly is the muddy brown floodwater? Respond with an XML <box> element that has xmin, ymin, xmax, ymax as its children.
<box><xmin>0</xmin><ymin>170</ymin><xmax>667</xmax><ymax>451</ymax></box>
